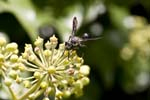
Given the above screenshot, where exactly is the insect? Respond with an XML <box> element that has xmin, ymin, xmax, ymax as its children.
<box><xmin>65</xmin><ymin>17</ymin><xmax>101</xmax><ymax>50</ymax></box>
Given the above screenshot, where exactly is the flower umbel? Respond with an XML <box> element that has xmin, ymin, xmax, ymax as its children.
<box><xmin>20</xmin><ymin>35</ymin><xmax>90</xmax><ymax>100</ymax></box>
<box><xmin>0</xmin><ymin>37</ymin><xmax>19</xmax><ymax>79</ymax></box>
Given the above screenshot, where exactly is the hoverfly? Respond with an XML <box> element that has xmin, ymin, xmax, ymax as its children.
<box><xmin>65</xmin><ymin>17</ymin><xmax>101</xmax><ymax>50</ymax></box>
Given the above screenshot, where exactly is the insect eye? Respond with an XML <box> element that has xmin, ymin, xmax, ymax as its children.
<box><xmin>82</xmin><ymin>33</ymin><xmax>89</xmax><ymax>39</ymax></box>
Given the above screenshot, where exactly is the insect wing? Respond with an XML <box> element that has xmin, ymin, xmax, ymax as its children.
<box><xmin>71</xmin><ymin>17</ymin><xmax>78</xmax><ymax>36</ymax></box>
<box><xmin>81</xmin><ymin>37</ymin><xmax>102</xmax><ymax>42</ymax></box>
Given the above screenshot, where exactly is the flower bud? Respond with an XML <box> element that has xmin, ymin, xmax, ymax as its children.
<box><xmin>11</xmin><ymin>63</ymin><xmax>19</xmax><ymax>70</ymax></box>
<box><xmin>45</xmin><ymin>41</ymin><xmax>51</xmax><ymax>49</ymax></box>
<box><xmin>28</xmin><ymin>55</ymin><xmax>35</xmax><ymax>62</ymax></box>
<box><xmin>18</xmin><ymin>63</ymin><xmax>26</xmax><ymax>71</ymax></box>
<box><xmin>10</xmin><ymin>55</ymin><xmax>18</xmax><ymax>62</ymax></box>
<box><xmin>34</xmin><ymin>71</ymin><xmax>41</xmax><ymax>79</ymax></box>
<box><xmin>48</xmin><ymin>66</ymin><xmax>56</xmax><ymax>74</ymax></box>
<box><xmin>79</xmin><ymin>65</ymin><xmax>90</xmax><ymax>76</ymax></box>
<box><xmin>50</xmin><ymin>35</ymin><xmax>58</xmax><ymax>48</ymax></box>
<box><xmin>63</xmin><ymin>91</ymin><xmax>71</xmax><ymax>98</ymax></box>
<box><xmin>40</xmin><ymin>81</ymin><xmax>48</xmax><ymax>89</ymax></box>
<box><xmin>22</xmin><ymin>52</ymin><xmax>28</xmax><ymax>59</ymax></box>
<box><xmin>4</xmin><ymin>78</ymin><xmax>12</xmax><ymax>86</ymax></box>
<box><xmin>50</xmin><ymin>35</ymin><xmax>58</xmax><ymax>43</ymax></box>
<box><xmin>74</xmin><ymin>80</ymin><xmax>83</xmax><ymax>89</ymax></box>
<box><xmin>44</xmin><ymin>50</ymin><xmax>51</xmax><ymax>57</ymax></box>
<box><xmin>23</xmin><ymin>80</ymin><xmax>31</xmax><ymax>88</ymax></box>
<box><xmin>81</xmin><ymin>77</ymin><xmax>90</xmax><ymax>86</ymax></box>
<box><xmin>0</xmin><ymin>37</ymin><xmax>7</xmax><ymax>46</ymax></box>
<box><xmin>6</xmin><ymin>43</ymin><xmax>18</xmax><ymax>52</ymax></box>
<box><xmin>9</xmin><ymin>70</ymin><xmax>17</xmax><ymax>79</ymax></box>
<box><xmin>25</xmin><ymin>44</ymin><xmax>33</xmax><ymax>53</ymax></box>
<box><xmin>34</xmin><ymin>37</ymin><xmax>43</xmax><ymax>47</ymax></box>
<box><xmin>63</xmin><ymin>51</ymin><xmax>69</xmax><ymax>57</ymax></box>
<box><xmin>16</xmin><ymin>76</ymin><xmax>22</xmax><ymax>83</ymax></box>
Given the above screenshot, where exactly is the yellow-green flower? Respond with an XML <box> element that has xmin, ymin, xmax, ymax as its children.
<box><xmin>0</xmin><ymin>37</ymin><xmax>19</xmax><ymax>79</ymax></box>
<box><xmin>20</xmin><ymin>35</ymin><xmax>90</xmax><ymax>100</ymax></box>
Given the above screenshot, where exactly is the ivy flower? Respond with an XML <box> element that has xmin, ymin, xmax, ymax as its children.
<box><xmin>0</xmin><ymin>37</ymin><xmax>19</xmax><ymax>81</ymax></box>
<box><xmin>20</xmin><ymin>35</ymin><xmax>90</xmax><ymax>100</ymax></box>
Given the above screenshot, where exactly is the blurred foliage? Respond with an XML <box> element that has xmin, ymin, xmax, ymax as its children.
<box><xmin>0</xmin><ymin>0</ymin><xmax>150</xmax><ymax>100</ymax></box>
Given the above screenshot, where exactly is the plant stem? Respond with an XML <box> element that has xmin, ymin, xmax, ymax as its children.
<box><xmin>8</xmin><ymin>86</ymin><xmax>17</xmax><ymax>100</ymax></box>
<box><xmin>18</xmin><ymin>75</ymin><xmax>45</xmax><ymax>100</ymax></box>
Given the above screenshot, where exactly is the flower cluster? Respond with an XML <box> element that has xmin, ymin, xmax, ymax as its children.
<box><xmin>0</xmin><ymin>37</ymin><xmax>19</xmax><ymax>84</ymax></box>
<box><xmin>120</xmin><ymin>25</ymin><xmax>150</xmax><ymax>92</ymax></box>
<box><xmin>120</xmin><ymin>27</ymin><xmax>150</xmax><ymax>60</ymax></box>
<box><xmin>0</xmin><ymin>35</ymin><xmax>90</xmax><ymax>100</ymax></box>
<box><xmin>19</xmin><ymin>35</ymin><xmax>90</xmax><ymax>100</ymax></box>
<box><xmin>0</xmin><ymin>37</ymin><xmax>24</xmax><ymax>100</ymax></box>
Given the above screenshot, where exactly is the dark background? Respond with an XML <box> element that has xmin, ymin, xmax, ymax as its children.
<box><xmin>0</xmin><ymin>0</ymin><xmax>150</xmax><ymax>100</ymax></box>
